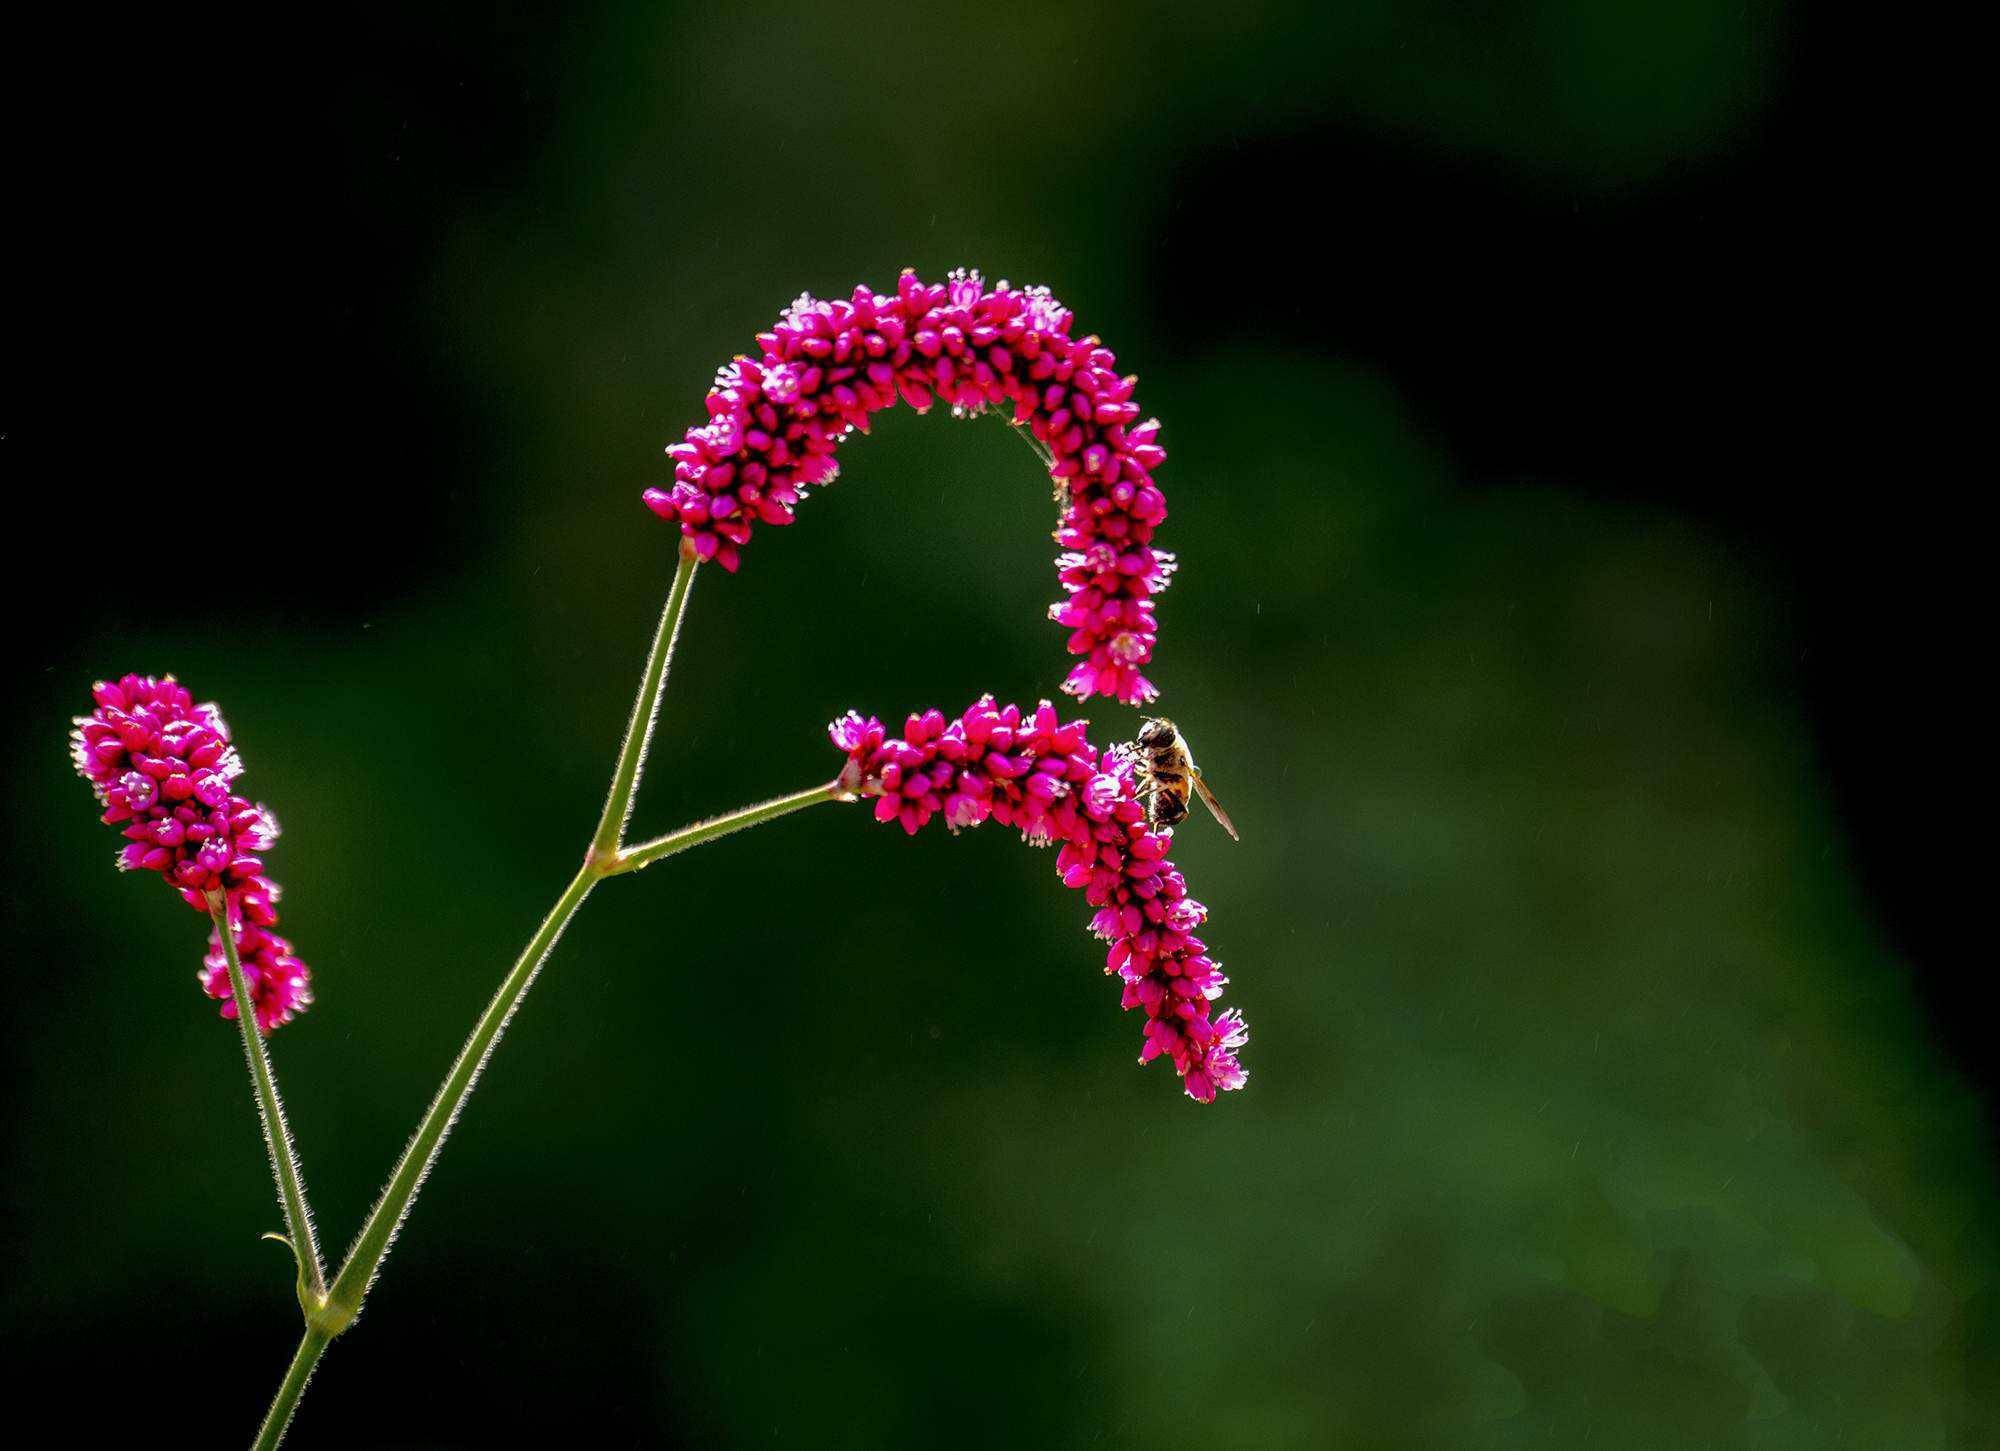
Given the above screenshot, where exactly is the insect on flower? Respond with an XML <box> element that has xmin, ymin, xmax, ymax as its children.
<box><xmin>1134</xmin><ymin>717</ymin><xmax>1239</xmax><ymax>841</ymax></box>
<box><xmin>832</xmin><ymin>696</ymin><xmax>1248</xmax><ymax>1101</ymax></box>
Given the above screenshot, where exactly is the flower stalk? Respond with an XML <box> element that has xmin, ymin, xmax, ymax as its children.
<box><xmin>250</xmin><ymin>538</ymin><xmax>822</xmax><ymax>1443</ymax></box>
<box><xmin>592</xmin><ymin>541</ymin><xmax>699</xmax><ymax>862</ymax></box>
<box><xmin>247</xmin><ymin>775</ymin><xmax>846</xmax><ymax>1444</ymax></box>
<box><xmin>321</xmin><ymin>544</ymin><xmax>706</xmax><ymax>1335</ymax></box>
<box><xmin>318</xmin><ymin>862</ymin><xmax>599</xmax><ymax>1334</ymax></box>
<box><xmin>208</xmin><ymin>890</ymin><xmax>326</xmax><ymax>1313</ymax></box>
<box><xmin>252</xmin><ymin>1325</ymin><xmax>331</xmax><ymax>1451</ymax></box>
<box><xmin>606</xmin><ymin>781</ymin><xmax>843</xmax><ymax>875</ymax></box>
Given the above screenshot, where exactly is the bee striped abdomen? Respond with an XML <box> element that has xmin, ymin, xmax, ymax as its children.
<box><xmin>1135</xmin><ymin>714</ymin><xmax>1219</xmax><ymax>836</ymax></box>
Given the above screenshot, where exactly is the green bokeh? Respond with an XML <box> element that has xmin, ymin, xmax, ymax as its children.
<box><xmin>9</xmin><ymin>2</ymin><xmax>1993</xmax><ymax>1446</ymax></box>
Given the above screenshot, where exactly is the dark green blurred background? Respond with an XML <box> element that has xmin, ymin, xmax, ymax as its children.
<box><xmin>6</xmin><ymin>2</ymin><xmax>1992</xmax><ymax>1446</ymax></box>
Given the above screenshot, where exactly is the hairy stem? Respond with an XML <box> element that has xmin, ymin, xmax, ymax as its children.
<box><xmin>591</xmin><ymin>542</ymin><xmax>699</xmax><ymax>861</ymax></box>
<box><xmin>320</xmin><ymin>863</ymin><xmax>597</xmax><ymax>1330</ymax></box>
<box><xmin>251</xmin><ymin>548</ymin><xmax>844</xmax><ymax>1446</ymax></box>
<box><xmin>252</xmin><ymin>1326</ymin><xmax>331</xmax><ymax>1451</ymax></box>
<box><xmin>209</xmin><ymin>891</ymin><xmax>326</xmax><ymax>1312</ymax></box>
<box><xmin>607</xmin><ymin>781</ymin><xmax>845</xmax><ymax>875</ymax></box>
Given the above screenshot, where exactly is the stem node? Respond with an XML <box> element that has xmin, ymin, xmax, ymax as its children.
<box><xmin>310</xmin><ymin>1295</ymin><xmax>359</xmax><ymax>1340</ymax></box>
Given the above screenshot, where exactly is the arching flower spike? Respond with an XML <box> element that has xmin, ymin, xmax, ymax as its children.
<box><xmin>830</xmin><ymin>696</ymin><xmax>1248</xmax><ymax>1102</ymax></box>
<box><xmin>646</xmin><ymin>269</ymin><xmax>1176</xmax><ymax>705</ymax></box>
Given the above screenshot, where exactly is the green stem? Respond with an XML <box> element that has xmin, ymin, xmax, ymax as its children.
<box><xmin>252</xmin><ymin>1326</ymin><xmax>330</xmax><ymax>1451</ymax></box>
<box><xmin>209</xmin><ymin>892</ymin><xmax>326</xmax><ymax>1311</ymax></box>
<box><xmin>606</xmin><ymin>781</ymin><xmax>845</xmax><ymax>875</ymax></box>
<box><xmin>591</xmin><ymin>542</ymin><xmax>699</xmax><ymax>862</ymax></box>
<box><xmin>320</xmin><ymin>863</ymin><xmax>598</xmax><ymax>1330</ymax></box>
<box><xmin>250</xmin><ymin>547</ymin><xmax>846</xmax><ymax>1445</ymax></box>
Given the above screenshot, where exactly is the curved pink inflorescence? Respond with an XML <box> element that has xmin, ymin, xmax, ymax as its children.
<box><xmin>646</xmin><ymin>268</ymin><xmax>1175</xmax><ymax>705</ymax></box>
<box><xmin>830</xmin><ymin>696</ymin><xmax>1246</xmax><ymax>1102</ymax></box>
<box><xmin>71</xmin><ymin>674</ymin><xmax>313</xmax><ymax>1031</ymax></box>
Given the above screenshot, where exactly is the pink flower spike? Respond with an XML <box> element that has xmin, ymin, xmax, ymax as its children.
<box><xmin>650</xmin><ymin>270</ymin><xmax>1178</xmax><ymax>706</ymax></box>
<box><xmin>71</xmin><ymin>675</ymin><xmax>313</xmax><ymax>1032</ymax></box>
<box><xmin>831</xmin><ymin>694</ymin><xmax>1246</xmax><ymax>1102</ymax></box>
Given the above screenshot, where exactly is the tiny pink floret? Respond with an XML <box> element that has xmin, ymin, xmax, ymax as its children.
<box><xmin>202</xmin><ymin>917</ymin><xmax>313</xmax><ymax>1032</ymax></box>
<box><xmin>648</xmin><ymin>269</ymin><xmax>1175</xmax><ymax>706</ymax></box>
<box><xmin>72</xmin><ymin>673</ymin><xmax>313</xmax><ymax>1031</ymax></box>
<box><xmin>832</xmin><ymin>696</ymin><xmax>1247</xmax><ymax>1102</ymax></box>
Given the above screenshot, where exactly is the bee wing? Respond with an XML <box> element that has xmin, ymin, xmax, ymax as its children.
<box><xmin>1190</xmin><ymin>770</ymin><xmax>1241</xmax><ymax>841</ymax></box>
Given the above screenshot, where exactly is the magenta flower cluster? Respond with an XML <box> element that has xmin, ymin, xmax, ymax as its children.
<box><xmin>71</xmin><ymin>675</ymin><xmax>311</xmax><ymax>1031</ymax></box>
<box><xmin>645</xmin><ymin>268</ymin><xmax>1175</xmax><ymax>705</ymax></box>
<box><xmin>830</xmin><ymin>696</ymin><xmax>1247</xmax><ymax>1102</ymax></box>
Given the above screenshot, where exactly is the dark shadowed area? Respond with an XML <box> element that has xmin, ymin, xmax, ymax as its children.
<box><xmin>4</xmin><ymin>2</ymin><xmax>1990</xmax><ymax>1447</ymax></box>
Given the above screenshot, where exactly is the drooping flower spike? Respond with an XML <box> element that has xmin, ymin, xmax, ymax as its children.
<box><xmin>647</xmin><ymin>269</ymin><xmax>1176</xmax><ymax>705</ymax></box>
<box><xmin>830</xmin><ymin>696</ymin><xmax>1247</xmax><ymax>1102</ymax></box>
<box><xmin>71</xmin><ymin>674</ymin><xmax>313</xmax><ymax>1030</ymax></box>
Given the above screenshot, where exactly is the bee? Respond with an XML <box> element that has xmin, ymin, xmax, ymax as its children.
<box><xmin>1135</xmin><ymin>717</ymin><xmax>1240</xmax><ymax>840</ymax></box>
